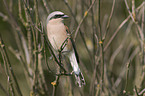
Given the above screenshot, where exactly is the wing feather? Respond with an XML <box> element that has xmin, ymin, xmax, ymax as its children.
<box><xmin>65</xmin><ymin>26</ymin><xmax>80</xmax><ymax>63</ymax></box>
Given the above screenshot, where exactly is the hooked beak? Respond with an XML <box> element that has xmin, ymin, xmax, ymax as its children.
<box><xmin>62</xmin><ymin>15</ymin><xmax>69</xmax><ymax>18</ymax></box>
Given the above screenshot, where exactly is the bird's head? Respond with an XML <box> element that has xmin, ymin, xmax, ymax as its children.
<box><xmin>46</xmin><ymin>11</ymin><xmax>69</xmax><ymax>24</ymax></box>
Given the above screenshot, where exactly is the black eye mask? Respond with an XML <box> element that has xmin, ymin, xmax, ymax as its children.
<box><xmin>50</xmin><ymin>14</ymin><xmax>64</xmax><ymax>20</ymax></box>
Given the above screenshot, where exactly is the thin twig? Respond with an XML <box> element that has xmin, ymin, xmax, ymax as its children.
<box><xmin>132</xmin><ymin>0</ymin><xmax>136</xmax><ymax>21</ymax></box>
<box><xmin>124</xmin><ymin>61</ymin><xmax>131</xmax><ymax>92</ymax></box>
<box><xmin>135</xmin><ymin>86</ymin><xmax>139</xmax><ymax>96</ymax></box>
<box><xmin>98</xmin><ymin>0</ymin><xmax>105</xmax><ymax>92</ymax></box>
<box><xmin>136</xmin><ymin>1</ymin><xmax>145</xmax><ymax>11</ymax></box>
<box><xmin>103</xmin><ymin>0</ymin><xmax>116</xmax><ymax>39</ymax></box>
<box><xmin>104</xmin><ymin>2</ymin><xmax>145</xmax><ymax>51</ymax></box>
<box><xmin>32</xmin><ymin>0</ymin><xmax>39</xmax><ymax>93</ymax></box>
<box><xmin>52</xmin><ymin>76</ymin><xmax>60</xmax><ymax>96</ymax></box>
<box><xmin>138</xmin><ymin>88</ymin><xmax>145</xmax><ymax>95</ymax></box>
<box><xmin>3</xmin><ymin>0</ymin><xmax>26</xmax><ymax>63</ymax></box>
<box><xmin>124</xmin><ymin>0</ymin><xmax>135</xmax><ymax>22</ymax></box>
<box><xmin>89</xmin><ymin>0</ymin><xmax>98</xmax><ymax>95</ymax></box>
<box><xmin>18</xmin><ymin>0</ymin><xmax>26</xmax><ymax>26</ymax></box>
<box><xmin>141</xmin><ymin>6</ymin><xmax>144</xmax><ymax>66</ymax></box>
<box><xmin>74</xmin><ymin>0</ymin><xmax>97</xmax><ymax>39</ymax></box>
<box><xmin>109</xmin><ymin>21</ymin><xmax>133</xmax><ymax>70</ymax></box>
<box><xmin>114</xmin><ymin>46</ymin><xmax>139</xmax><ymax>87</ymax></box>
<box><xmin>0</xmin><ymin>36</ymin><xmax>22</xmax><ymax>96</ymax></box>
<box><xmin>42</xmin><ymin>0</ymin><xmax>49</xmax><ymax>13</ymax></box>
<box><xmin>104</xmin><ymin>15</ymin><xmax>130</xmax><ymax>51</ymax></box>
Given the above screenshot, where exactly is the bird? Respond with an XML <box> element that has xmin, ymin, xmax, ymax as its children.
<box><xmin>46</xmin><ymin>11</ymin><xmax>85</xmax><ymax>87</ymax></box>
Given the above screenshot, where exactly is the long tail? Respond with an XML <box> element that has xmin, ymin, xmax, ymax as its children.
<box><xmin>69</xmin><ymin>50</ymin><xmax>85</xmax><ymax>87</ymax></box>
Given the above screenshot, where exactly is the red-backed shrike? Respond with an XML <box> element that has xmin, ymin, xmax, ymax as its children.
<box><xmin>46</xmin><ymin>11</ymin><xmax>85</xmax><ymax>87</ymax></box>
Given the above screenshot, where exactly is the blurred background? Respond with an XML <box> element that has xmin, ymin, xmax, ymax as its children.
<box><xmin>0</xmin><ymin>0</ymin><xmax>145</xmax><ymax>96</ymax></box>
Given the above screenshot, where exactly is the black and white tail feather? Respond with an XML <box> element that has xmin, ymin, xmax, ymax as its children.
<box><xmin>75</xmin><ymin>72</ymin><xmax>85</xmax><ymax>87</ymax></box>
<box><xmin>69</xmin><ymin>50</ymin><xmax>85</xmax><ymax>87</ymax></box>
<box><xmin>66</xmin><ymin>26</ymin><xmax>85</xmax><ymax>87</ymax></box>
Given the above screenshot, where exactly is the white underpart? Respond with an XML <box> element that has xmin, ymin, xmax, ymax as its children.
<box><xmin>69</xmin><ymin>50</ymin><xmax>80</xmax><ymax>75</ymax></box>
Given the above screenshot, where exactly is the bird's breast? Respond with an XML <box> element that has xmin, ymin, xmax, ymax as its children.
<box><xmin>47</xmin><ymin>23</ymin><xmax>72</xmax><ymax>52</ymax></box>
